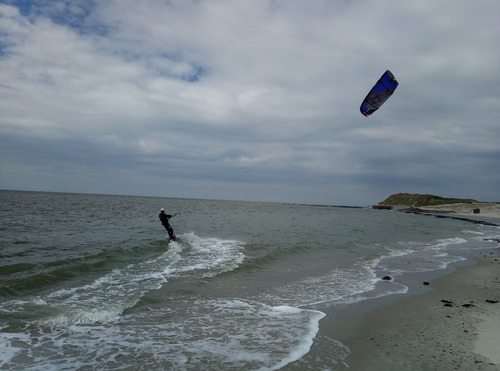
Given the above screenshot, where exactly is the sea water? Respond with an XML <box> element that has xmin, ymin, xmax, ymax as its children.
<box><xmin>1</xmin><ymin>190</ymin><xmax>499</xmax><ymax>370</ymax></box>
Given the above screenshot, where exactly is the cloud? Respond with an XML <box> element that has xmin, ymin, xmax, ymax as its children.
<box><xmin>1</xmin><ymin>0</ymin><xmax>499</xmax><ymax>205</ymax></box>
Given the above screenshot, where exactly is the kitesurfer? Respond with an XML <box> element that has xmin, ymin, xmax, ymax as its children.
<box><xmin>159</xmin><ymin>208</ymin><xmax>177</xmax><ymax>241</ymax></box>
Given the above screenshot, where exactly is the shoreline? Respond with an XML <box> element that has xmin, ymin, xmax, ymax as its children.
<box><xmin>339</xmin><ymin>254</ymin><xmax>500</xmax><ymax>370</ymax></box>
<box><xmin>391</xmin><ymin>202</ymin><xmax>500</xmax><ymax>220</ymax></box>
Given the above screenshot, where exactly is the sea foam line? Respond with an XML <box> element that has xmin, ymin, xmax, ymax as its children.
<box><xmin>34</xmin><ymin>233</ymin><xmax>245</xmax><ymax>326</ymax></box>
<box><xmin>36</xmin><ymin>245</ymin><xmax>183</xmax><ymax>326</ymax></box>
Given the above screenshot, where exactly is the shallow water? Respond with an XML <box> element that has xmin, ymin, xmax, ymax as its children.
<box><xmin>1</xmin><ymin>190</ymin><xmax>499</xmax><ymax>369</ymax></box>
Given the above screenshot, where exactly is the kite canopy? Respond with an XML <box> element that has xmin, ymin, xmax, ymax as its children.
<box><xmin>360</xmin><ymin>70</ymin><xmax>399</xmax><ymax>117</ymax></box>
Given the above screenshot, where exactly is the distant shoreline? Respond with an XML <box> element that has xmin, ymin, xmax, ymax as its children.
<box><xmin>411</xmin><ymin>202</ymin><xmax>500</xmax><ymax>219</ymax></box>
<box><xmin>374</xmin><ymin>193</ymin><xmax>500</xmax><ymax>219</ymax></box>
<box><xmin>372</xmin><ymin>202</ymin><xmax>500</xmax><ymax>224</ymax></box>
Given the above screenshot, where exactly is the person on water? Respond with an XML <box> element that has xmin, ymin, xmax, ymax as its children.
<box><xmin>159</xmin><ymin>208</ymin><xmax>177</xmax><ymax>241</ymax></box>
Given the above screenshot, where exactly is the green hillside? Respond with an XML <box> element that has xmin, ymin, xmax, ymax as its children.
<box><xmin>379</xmin><ymin>193</ymin><xmax>477</xmax><ymax>207</ymax></box>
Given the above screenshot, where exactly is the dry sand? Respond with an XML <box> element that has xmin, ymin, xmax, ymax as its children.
<box><xmin>341</xmin><ymin>255</ymin><xmax>500</xmax><ymax>370</ymax></box>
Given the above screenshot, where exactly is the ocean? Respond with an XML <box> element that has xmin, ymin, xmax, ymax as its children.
<box><xmin>1</xmin><ymin>190</ymin><xmax>499</xmax><ymax>370</ymax></box>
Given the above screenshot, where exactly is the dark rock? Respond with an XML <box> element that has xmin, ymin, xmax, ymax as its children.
<box><xmin>486</xmin><ymin>299</ymin><xmax>499</xmax><ymax>304</ymax></box>
<box><xmin>372</xmin><ymin>205</ymin><xmax>393</xmax><ymax>210</ymax></box>
<box><xmin>484</xmin><ymin>238</ymin><xmax>500</xmax><ymax>243</ymax></box>
<box><xmin>441</xmin><ymin>299</ymin><xmax>453</xmax><ymax>306</ymax></box>
<box><xmin>382</xmin><ymin>276</ymin><xmax>392</xmax><ymax>281</ymax></box>
<box><xmin>399</xmin><ymin>207</ymin><xmax>425</xmax><ymax>214</ymax></box>
<box><xmin>423</xmin><ymin>282</ymin><xmax>430</xmax><ymax>285</ymax></box>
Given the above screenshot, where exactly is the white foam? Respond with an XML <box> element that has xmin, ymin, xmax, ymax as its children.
<box><xmin>258</xmin><ymin>263</ymin><xmax>379</xmax><ymax>308</ymax></box>
<box><xmin>125</xmin><ymin>298</ymin><xmax>325</xmax><ymax>370</ymax></box>
<box><xmin>374</xmin><ymin>234</ymin><xmax>477</xmax><ymax>277</ymax></box>
<box><xmin>173</xmin><ymin>232</ymin><xmax>245</xmax><ymax>278</ymax></box>
<box><xmin>465</xmin><ymin>229</ymin><xmax>485</xmax><ymax>235</ymax></box>
<box><xmin>23</xmin><ymin>233</ymin><xmax>246</xmax><ymax>328</ymax></box>
<box><xmin>433</xmin><ymin>237</ymin><xmax>467</xmax><ymax>248</ymax></box>
<box><xmin>38</xmin><ymin>245</ymin><xmax>183</xmax><ymax>326</ymax></box>
<box><xmin>268</xmin><ymin>307</ymin><xmax>325</xmax><ymax>370</ymax></box>
<box><xmin>337</xmin><ymin>281</ymin><xmax>409</xmax><ymax>305</ymax></box>
<box><xmin>0</xmin><ymin>329</ymin><xmax>31</xmax><ymax>368</ymax></box>
<box><xmin>271</xmin><ymin>305</ymin><xmax>302</xmax><ymax>314</ymax></box>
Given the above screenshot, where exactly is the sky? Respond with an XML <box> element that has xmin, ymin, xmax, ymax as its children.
<box><xmin>1</xmin><ymin>0</ymin><xmax>499</xmax><ymax>206</ymax></box>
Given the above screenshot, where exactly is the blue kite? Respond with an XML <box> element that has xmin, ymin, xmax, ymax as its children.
<box><xmin>360</xmin><ymin>70</ymin><xmax>399</xmax><ymax>117</ymax></box>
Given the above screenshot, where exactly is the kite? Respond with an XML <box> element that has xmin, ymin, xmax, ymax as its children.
<box><xmin>360</xmin><ymin>70</ymin><xmax>399</xmax><ymax>117</ymax></box>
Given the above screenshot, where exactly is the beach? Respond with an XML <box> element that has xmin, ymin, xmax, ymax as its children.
<box><xmin>397</xmin><ymin>202</ymin><xmax>500</xmax><ymax>220</ymax></box>
<box><xmin>341</xmin><ymin>254</ymin><xmax>500</xmax><ymax>370</ymax></box>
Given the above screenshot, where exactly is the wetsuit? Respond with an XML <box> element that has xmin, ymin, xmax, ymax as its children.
<box><xmin>159</xmin><ymin>211</ymin><xmax>176</xmax><ymax>241</ymax></box>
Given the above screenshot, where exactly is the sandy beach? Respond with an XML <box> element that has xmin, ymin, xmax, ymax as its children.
<box><xmin>400</xmin><ymin>202</ymin><xmax>500</xmax><ymax>220</ymax></box>
<box><xmin>341</xmin><ymin>254</ymin><xmax>500</xmax><ymax>370</ymax></box>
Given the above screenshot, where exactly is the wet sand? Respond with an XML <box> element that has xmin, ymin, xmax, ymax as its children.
<box><xmin>341</xmin><ymin>255</ymin><xmax>500</xmax><ymax>370</ymax></box>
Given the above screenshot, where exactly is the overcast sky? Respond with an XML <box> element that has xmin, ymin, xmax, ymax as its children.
<box><xmin>1</xmin><ymin>0</ymin><xmax>499</xmax><ymax>205</ymax></box>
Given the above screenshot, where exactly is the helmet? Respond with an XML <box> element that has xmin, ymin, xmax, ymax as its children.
<box><xmin>160</xmin><ymin>208</ymin><xmax>165</xmax><ymax>212</ymax></box>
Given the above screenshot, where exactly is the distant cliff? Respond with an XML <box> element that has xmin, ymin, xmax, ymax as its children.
<box><xmin>378</xmin><ymin>193</ymin><xmax>477</xmax><ymax>207</ymax></box>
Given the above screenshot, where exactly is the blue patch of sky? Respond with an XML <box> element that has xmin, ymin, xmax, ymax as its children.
<box><xmin>0</xmin><ymin>41</ymin><xmax>9</xmax><ymax>57</ymax></box>
<box><xmin>3</xmin><ymin>1</ymin><xmax>204</xmax><ymax>82</ymax></box>
<box><xmin>142</xmin><ymin>51</ymin><xmax>207</xmax><ymax>82</ymax></box>
<box><xmin>185</xmin><ymin>65</ymin><xmax>204</xmax><ymax>82</ymax></box>
<box><xmin>4</xmin><ymin>0</ymin><xmax>109</xmax><ymax>36</ymax></box>
<box><xmin>2</xmin><ymin>0</ymin><xmax>33</xmax><ymax>17</ymax></box>
<box><xmin>0</xmin><ymin>31</ymin><xmax>19</xmax><ymax>58</ymax></box>
<box><xmin>154</xmin><ymin>63</ymin><xmax>205</xmax><ymax>82</ymax></box>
